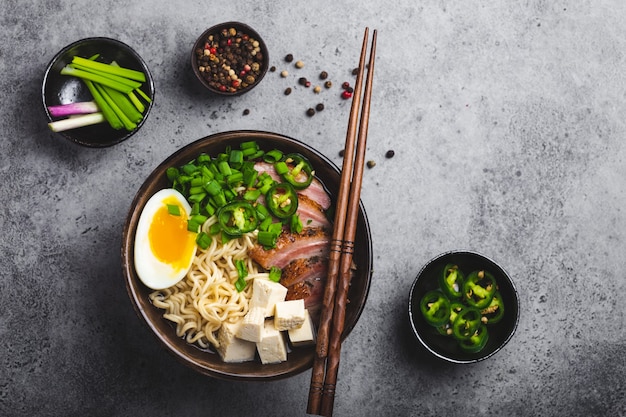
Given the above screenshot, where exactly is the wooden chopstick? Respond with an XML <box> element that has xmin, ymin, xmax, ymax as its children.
<box><xmin>306</xmin><ymin>27</ymin><xmax>377</xmax><ymax>417</ymax></box>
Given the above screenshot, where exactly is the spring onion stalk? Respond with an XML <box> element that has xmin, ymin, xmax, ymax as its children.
<box><xmin>127</xmin><ymin>91</ymin><xmax>145</xmax><ymax>113</ymax></box>
<box><xmin>48</xmin><ymin>112</ymin><xmax>105</xmax><ymax>132</ymax></box>
<box><xmin>71</xmin><ymin>56</ymin><xmax>147</xmax><ymax>82</ymax></box>
<box><xmin>69</xmin><ymin>62</ymin><xmax>143</xmax><ymax>90</ymax></box>
<box><xmin>47</xmin><ymin>101</ymin><xmax>99</xmax><ymax>117</ymax></box>
<box><xmin>83</xmin><ymin>80</ymin><xmax>123</xmax><ymax>130</ymax></box>
<box><xmin>60</xmin><ymin>65</ymin><xmax>138</xmax><ymax>93</ymax></box>
<box><xmin>94</xmin><ymin>83</ymin><xmax>137</xmax><ymax>131</ymax></box>
<box><xmin>101</xmin><ymin>85</ymin><xmax>143</xmax><ymax>123</ymax></box>
<box><xmin>135</xmin><ymin>87</ymin><xmax>152</xmax><ymax>103</ymax></box>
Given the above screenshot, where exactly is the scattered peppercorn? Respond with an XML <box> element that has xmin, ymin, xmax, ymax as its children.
<box><xmin>280</xmin><ymin>70</ymin><xmax>288</xmax><ymax>78</ymax></box>
<box><xmin>320</xmin><ymin>71</ymin><xmax>328</xmax><ymax>80</ymax></box>
<box><xmin>352</xmin><ymin>67</ymin><xmax>359</xmax><ymax>76</ymax></box>
<box><xmin>385</xmin><ymin>150</ymin><xmax>395</xmax><ymax>158</ymax></box>
<box><xmin>270</xmin><ymin>66</ymin><xmax>276</xmax><ymax>72</ymax></box>
<box><xmin>341</xmin><ymin>90</ymin><xmax>353</xmax><ymax>99</ymax></box>
<box><xmin>306</xmin><ymin>108</ymin><xmax>316</xmax><ymax>117</ymax></box>
<box><xmin>243</xmin><ymin>108</ymin><xmax>250</xmax><ymax>115</ymax></box>
<box><xmin>284</xmin><ymin>87</ymin><xmax>292</xmax><ymax>95</ymax></box>
<box><xmin>367</xmin><ymin>160</ymin><xmax>376</xmax><ymax>168</ymax></box>
<box><xmin>305</xmin><ymin>81</ymin><xmax>311</xmax><ymax>88</ymax></box>
<box><xmin>339</xmin><ymin>149</ymin><xmax>345</xmax><ymax>157</ymax></box>
<box><xmin>298</xmin><ymin>77</ymin><xmax>308</xmax><ymax>86</ymax></box>
<box><xmin>295</xmin><ymin>60</ymin><xmax>304</xmax><ymax>68</ymax></box>
<box><xmin>324</xmin><ymin>80</ymin><xmax>333</xmax><ymax>88</ymax></box>
<box><xmin>285</xmin><ymin>54</ymin><xmax>294</xmax><ymax>62</ymax></box>
<box><xmin>316</xmin><ymin>103</ymin><xmax>324</xmax><ymax>111</ymax></box>
<box><xmin>342</xmin><ymin>81</ymin><xmax>351</xmax><ymax>90</ymax></box>
<box><xmin>313</xmin><ymin>86</ymin><xmax>321</xmax><ymax>94</ymax></box>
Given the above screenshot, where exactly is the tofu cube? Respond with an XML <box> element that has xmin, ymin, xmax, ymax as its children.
<box><xmin>216</xmin><ymin>321</ymin><xmax>256</xmax><ymax>363</ymax></box>
<box><xmin>256</xmin><ymin>319</ymin><xmax>288</xmax><ymax>364</ymax></box>
<box><xmin>236</xmin><ymin>307</ymin><xmax>265</xmax><ymax>342</ymax></box>
<box><xmin>288</xmin><ymin>309</ymin><xmax>316</xmax><ymax>347</ymax></box>
<box><xmin>250</xmin><ymin>278</ymin><xmax>288</xmax><ymax>317</ymax></box>
<box><xmin>274</xmin><ymin>299</ymin><xmax>306</xmax><ymax>331</ymax></box>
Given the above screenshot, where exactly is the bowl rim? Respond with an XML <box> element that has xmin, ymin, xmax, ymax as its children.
<box><xmin>121</xmin><ymin>129</ymin><xmax>373</xmax><ymax>380</ymax></box>
<box><xmin>408</xmin><ymin>249</ymin><xmax>520</xmax><ymax>364</ymax></box>
<box><xmin>190</xmin><ymin>21</ymin><xmax>269</xmax><ymax>96</ymax></box>
<box><xmin>41</xmin><ymin>36</ymin><xmax>155</xmax><ymax>148</ymax></box>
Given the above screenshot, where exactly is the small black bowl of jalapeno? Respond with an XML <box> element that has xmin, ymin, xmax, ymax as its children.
<box><xmin>408</xmin><ymin>251</ymin><xmax>520</xmax><ymax>364</ymax></box>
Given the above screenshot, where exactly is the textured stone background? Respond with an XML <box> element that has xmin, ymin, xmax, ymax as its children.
<box><xmin>1</xmin><ymin>1</ymin><xmax>625</xmax><ymax>416</ymax></box>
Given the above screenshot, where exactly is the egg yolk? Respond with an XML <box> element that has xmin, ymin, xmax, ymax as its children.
<box><xmin>148</xmin><ymin>199</ymin><xmax>196</xmax><ymax>271</ymax></box>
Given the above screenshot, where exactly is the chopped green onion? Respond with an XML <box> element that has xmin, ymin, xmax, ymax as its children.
<box><xmin>258</xmin><ymin>230</ymin><xmax>278</xmax><ymax>248</ymax></box>
<box><xmin>196</xmin><ymin>232</ymin><xmax>212</xmax><ymax>249</ymax></box>
<box><xmin>290</xmin><ymin>214</ymin><xmax>303</xmax><ymax>234</ymax></box>
<box><xmin>235</xmin><ymin>259</ymin><xmax>248</xmax><ymax>292</ymax></box>
<box><xmin>167</xmin><ymin>204</ymin><xmax>181</xmax><ymax>216</ymax></box>
<box><xmin>269</xmin><ymin>266</ymin><xmax>282</xmax><ymax>282</ymax></box>
<box><xmin>264</xmin><ymin>149</ymin><xmax>283</xmax><ymax>163</ymax></box>
<box><xmin>274</xmin><ymin>161</ymin><xmax>289</xmax><ymax>175</ymax></box>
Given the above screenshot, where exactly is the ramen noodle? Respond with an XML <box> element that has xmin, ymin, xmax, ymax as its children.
<box><xmin>149</xmin><ymin>216</ymin><xmax>270</xmax><ymax>349</ymax></box>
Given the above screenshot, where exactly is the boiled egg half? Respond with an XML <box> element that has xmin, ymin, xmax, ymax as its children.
<box><xmin>134</xmin><ymin>188</ymin><xmax>197</xmax><ymax>290</ymax></box>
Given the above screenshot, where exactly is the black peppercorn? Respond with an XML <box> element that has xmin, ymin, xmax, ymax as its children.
<box><xmin>243</xmin><ymin>109</ymin><xmax>250</xmax><ymax>115</ymax></box>
<box><xmin>306</xmin><ymin>108</ymin><xmax>316</xmax><ymax>117</ymax></box>
<box><xmin>285</xmin><ymin>54</ymin><xmax>294</xmax><ymax>62</ymax></box>
<box><xmin>298</xmin><ymin>77</ymin><xmax>308</xmax><ymax>86</ymax></box>
<box><xmin>315</xmin><ymin>103</ymin><xmax>324</xmax><ymax>111</ymax></box>
<box><xmin>324</xmin><ymin>80</ymin><xmax>332</xmax><ymax>88</ymax></box>
<box><xmin>385</xmin><ymin>150</ymin><xmax>395</xmax><ymax>158</ymax></box>
<box><xmin>320</xmin><ymin>71</ymin><xmax>328</xmax><ymax>80</ymax></box>
<box><xmin>284</xmin><ymin>87</ymin><xmax>292</xmax><ymax>95</ymax></box>
<box><xmin>367</xmin><ymin>160</ymin><xmax>376</xmax><ymax>168</ymax></box>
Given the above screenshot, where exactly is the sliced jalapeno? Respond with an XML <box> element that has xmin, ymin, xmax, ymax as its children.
<box><xmin>451</xmin><ymin>306</ymin><xmax>482</xmax><ymax>340</ymax></box>
<box><xmin>463</xmin><ymin>270</ymin><xmax>497</xmax><ymax>309</ymax></box>
<box><xmin>278</xmin><ymin>153</ymin><xmax>314</xmax><ymax>190</ymax></box>
<box><xmin>217</xmin><ymin>201</ymin><xmax>258</xmax><ymax>236</ymax></box>
<box><xmin>266</xmin><ymin>182</ymin><xmax>298</xmax><ymax>219</ymax></box>
<box><xmin>420</xmin><ymin>290</ymin><xmax>451</xmax><ymax>327</ymax></box>
<box><xmin>481</xmin><ymin>291</ymin><xmax>504</xmax><ymax>324</ymax></box>
<box><xmin>439</xmin><ymin>263</ymin><xmax>464</xmax><ymax>299</ymax></box>
<box><xmin>459</xmin><ymin>323</ymin><xmax>489</xmax><ymax>353</ymax></box>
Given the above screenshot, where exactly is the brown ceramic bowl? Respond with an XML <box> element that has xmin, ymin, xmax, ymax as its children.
<box><xmin>408</xmin><ymin>250</ymin><xmax>519</xmax><ymax>364</ymax></box>
<box><xmin>122</xmin><ymin>130</ymin><xmax>373</xmax><ymax>380</ymax></box>
<box><xmin>42</xmin><ymin>37</ymin><xmax>155</xmax><ymax>147</ymax></box>
<box><xmin>191</xmin><ymin>22</ymin><xmax>269</xmax><ymax>96</ymax></box>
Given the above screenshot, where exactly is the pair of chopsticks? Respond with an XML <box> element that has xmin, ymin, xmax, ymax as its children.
<box><xmin>307</xmin><ymin>27</ymin><xmax>377</xmax><ymax>417</ymax></box>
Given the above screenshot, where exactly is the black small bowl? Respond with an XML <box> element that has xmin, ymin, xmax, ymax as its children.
<box><xmin>191</xmin><ymin>22</ymin><xmax>269</xmax><ymax>96</ymax></box>
<box><xmin>42</xmin><ymin>37</ymin><xmax>155</xmax><ymax>147</ymax></box>
<box><xmin>408</xmin><ymin>250</ymin><xmax>519</xmax><ymax>364</ymax></box>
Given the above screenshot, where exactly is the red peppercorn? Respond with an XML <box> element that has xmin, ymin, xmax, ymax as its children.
<box><xmin>232</xmin><ymin>80</ymin><xmax>240</xmax><ymax>88</ymax></box>
<box><xmin>342</xmin><ymin>81</ymin><xmax>350</xmax><ymax>90</ymax></box>
<box><xmin>210</xmin><ymin>47</ymin><xmax>217</xmax><ymax>54</ymax></box>
<box><xmin>341</xmin><ymin>90</ymin><xmax>353</xmax><ymax>99</ymax></box>
<box><xmin>219</xmin><ymin>85</ymin><xmax>227</xmax><ymax>92</ymax></box>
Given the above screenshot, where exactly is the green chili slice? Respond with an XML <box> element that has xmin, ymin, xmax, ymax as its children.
<box><xmin>279</xmin><ymin>153</ymin><xmax>314</xmax><ymax>190</ymax></box>
<box><xmin>266</xmin><ymin>182</ymin><xmax>298</xmax><ymax>219</ymax></box>
<box><xmin>439</xmin><ymin>263</ymin><xmax>464</xmax><ymax>300</ymax></box>
<box><xmin>481</xmin><ymin>291</ymin><xmax>504</xmax><ymax>324</ymax></box>
<box><xmin>451</xmin><ymin>306</ymin><xmax>482</xmax><ymax>340</ymax></box>
<box><xmin>463</xmin><ymin>270</ymin><xmax>497</xmax><ymax>309</ymax></box>
<box><xmin>217</xmin><ymin>201</ymin><xmax>258</xmax><ymax>236</ymax></box>
<box><xmin>419</xmin><ymin>290</ymin><xmax>451</xmax><ymax>327</ymax></box>
<box><xmin>459</xmin><ymin>324</ymin><xmax>489</xmax><ymax>353</ymax></box>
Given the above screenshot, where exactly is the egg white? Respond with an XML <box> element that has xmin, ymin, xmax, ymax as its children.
<box><xmin>134</xmin><ymin>188</ymin><xmax>197</xmax><ymax>290</ymax></box>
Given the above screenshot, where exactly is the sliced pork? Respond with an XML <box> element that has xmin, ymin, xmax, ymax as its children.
<box><xmin>254</xmin><ymin>161</ymin><xmax>332</xmax><ymax>210</ymax></box>
<box><xmin>280</xmin><ymin>256</ymin><xmax>328</xmax><ymax>319</ymax></box>
<box><xmin>249</xmin><ymin>227</ymin><xmax>330</xmax><ymax>270</ymax></box>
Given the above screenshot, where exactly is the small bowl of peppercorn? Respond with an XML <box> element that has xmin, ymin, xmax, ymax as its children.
<box><xmin>191</xmin><ymin>22</ymin><xmax>269</xmax><ymax>96</ymax></box>
<box><xmin>408</xmin><ymin>250</ymin><xmax>520</xmax><ymax>364</ymax></box>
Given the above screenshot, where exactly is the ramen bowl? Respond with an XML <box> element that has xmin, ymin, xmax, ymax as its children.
<box><xmin>42</xmin><ymin>37</ymin><xmax>155</xmax><ymax>147</ymax></box>
<box><xmin>122</xmin><ymin>130</ymin><xmax>373</xmax><ymax>380</ymax></box>
<box><xmin>408</xmin><ymin>250</ymin><xmax>519</xmax><ymax>364</ymax></box>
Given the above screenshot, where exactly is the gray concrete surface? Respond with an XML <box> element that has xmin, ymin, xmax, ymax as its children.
<box><xmin>1</xmin><ymin>1</ymin><xmax>625</xmax><ymax>416</ymax></box>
